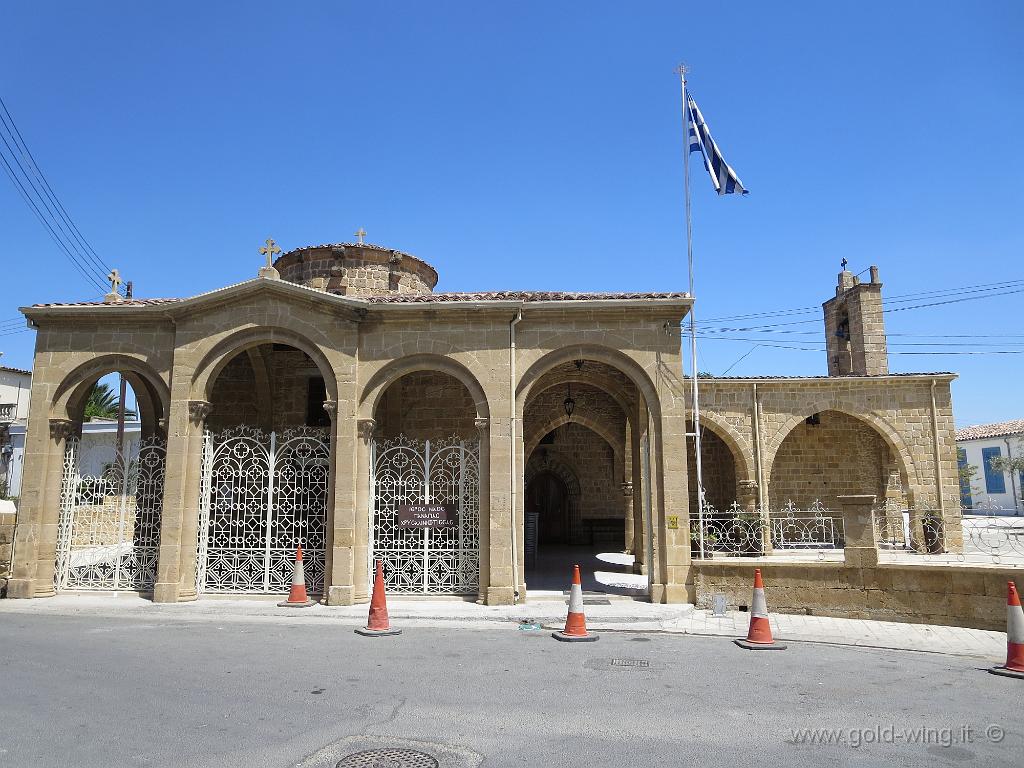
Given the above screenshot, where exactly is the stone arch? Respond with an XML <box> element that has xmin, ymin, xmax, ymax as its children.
<box><xmin>764</xmin><ymin>405</ymin><xmax>916</xmax><ymax>512</ymax></box>
<box><xmin>51</xmin><ymin>353</ymin><xmax>170</xmax><ymax>428</ymax></box>
<box><xmin>516</xmin><ymin>344</ymin><xmax>660</xmax><ymax>422</ymax></box>
<box><xmin>191</xmin><ymin>326</ymin><xmax>339</xmax><ymax>404</ymax></box>
<box><xmin>524</xmin><ymin>444</ymin><xmax>583</xmax><ymax>551</ymax></box>
<box><xmin>695</xmin><ymin>413</ymin><xmax>754</xmax><ymax>484</ymax></box>
<box><xmin>524</xmin><ymin>414</ymin><xmax>624</xmax><ymax>480</ymax></box>
<box><xmin>763</xmin><ymin>399</ymin><xmax>918</xmax><ymax>491</ymax></box>
<box><xmin>358</xmin><ymin>353</ymin><xmax>490</xmax><ymax>422</ymax></box>
<box><xmin>527</xmin><ymin>374</ymin><xmax>634</xmax><ymax>427</ymax></box>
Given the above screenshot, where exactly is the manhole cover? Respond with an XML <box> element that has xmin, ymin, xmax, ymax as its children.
<box><xmin>337</xmin><ymin>748</ymin><xmax>439</xmax><ymax>768</ymax></box>
<box><xmin>610</xmin><ymin>658</ymin><xmax>650</xmax><ymax>668</ymax></box>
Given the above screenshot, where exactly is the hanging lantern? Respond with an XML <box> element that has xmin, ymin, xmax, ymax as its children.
<box><xmin>563</xmin><ymin>382</ymin><xmax>575</xmax><ymax>420</ymax></box>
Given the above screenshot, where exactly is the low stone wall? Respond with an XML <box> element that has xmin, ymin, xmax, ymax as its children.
<box><xmin>691</xmin><ymin>560</ymin><xmax>1020</xmax><ymax>631</ymax></box>
<box><xmin>0</xmin><ymin>509</ymin><xmax>16</xmax><ymax>595</ymax></box>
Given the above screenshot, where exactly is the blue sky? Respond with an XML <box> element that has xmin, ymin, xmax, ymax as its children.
<box><xmin>1</xmin><ymin>1</ymin><xmax>1021</xmax><ymax>425</ymax></box>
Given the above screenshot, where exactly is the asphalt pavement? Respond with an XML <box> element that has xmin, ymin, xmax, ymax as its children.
<box><xmin>0</xmin><ymin>613</ymin><xmax>1020</xmax><ymax>767</ymax></box>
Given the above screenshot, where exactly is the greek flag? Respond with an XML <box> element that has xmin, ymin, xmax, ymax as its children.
<box><xmin>687</xmin><ymin>93</ymin><xmax>748</xmax><ymax>195</ymax></box>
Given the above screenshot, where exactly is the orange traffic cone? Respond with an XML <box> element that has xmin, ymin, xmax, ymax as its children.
<box><xmin>355</xmin><ymin>560</ymin><xmax>402</xmax><ymax>637</ymax></box>
<box><xmin>734</xmin><ymin>568</ymin><xmax>786</xmax><ymax>650</ymax></box>
<box><xmin>277</xmin><ymin>546</ymin><xmax>316</xmax><ymax>607</ymax></box>
<box><xmin>552</xmin><ymin>564</ymin><xmax>599</xmax><ymax>642</ymax></box>
<box><xmin>989</xmin><ymin>581</ymin><xmax>1024</xmax><ymax>679</ymax></box>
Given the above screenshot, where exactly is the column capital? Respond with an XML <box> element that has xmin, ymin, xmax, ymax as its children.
<box><xmin>187</xmin><ymin>400</ymin><xmax>213</xmax><ymax>427</ymax></box>
<box><xmin>474</xmin><ymin>417</ymin><xmax>489</xmax><ymax>433</ymax></box>
<box><xmin>357</xmin><ymin>418</ymin><xmax>377</xmax><ymax>441</ymax></box>
<box><xmin>48</xmin><ymin>418</ymin><xmax>77</xmax><ymax>442</ymax></box>
<box><xmin>323</xmin><ymin>400</ymin><xmax>338</xmax><ymax>420</ymax></box>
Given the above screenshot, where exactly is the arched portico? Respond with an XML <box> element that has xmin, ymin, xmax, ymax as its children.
<box><xmin>9</xmin><ymin>354</ymin><xmax>171</xmax><ymax>598</ymax></box>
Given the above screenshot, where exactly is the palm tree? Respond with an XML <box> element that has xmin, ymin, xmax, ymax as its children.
<box><xmin>83</xmin><ymin>383</ymin><xmax>137</xmax><ymax>422</ymax></box>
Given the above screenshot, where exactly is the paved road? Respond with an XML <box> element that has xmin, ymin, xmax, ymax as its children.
<box><xmin>0</xmin><ymin>614</ymin><xmax>1020</xmax><ymax>767</ymax></box>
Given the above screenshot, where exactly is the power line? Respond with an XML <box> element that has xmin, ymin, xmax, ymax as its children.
<box><xmin>0</xmin><ymin>96</ymin><xmax>111</xmax><ymax>279</ymax></box>
<box><xmin>0</xmin><ymin>97</ymin><xmax>111</xmax><ymax>292</ymax></box>
<box><xmin>0</xmin><ymin>147</ymin><xmax>106</xmax><ymax>292</ymax></box>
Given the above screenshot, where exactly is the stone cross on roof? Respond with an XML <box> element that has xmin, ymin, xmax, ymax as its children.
<box><xmin>354</xmin><ymin>227</ymin><xmax>367</xmax><ymax>245</ymax></box>
<box><xmin>840</xmin><ymin>258</ymin><xmax>849</xmax><ymax>271</ymax></box>
<box><xmin>103</xmin><ymin>268</ymin><xmax>124</xmax><ymax>304</ymax></box>
<box><xmin>259</xmin><ymin>238</ymin><xmax>281</xmax><ymax>268</ymax></box>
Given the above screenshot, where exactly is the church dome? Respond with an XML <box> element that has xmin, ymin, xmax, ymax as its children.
<box><xmin>274</xmin><ymin>241</ymin><xmax>438</xmax><ymax>297</ymax></box>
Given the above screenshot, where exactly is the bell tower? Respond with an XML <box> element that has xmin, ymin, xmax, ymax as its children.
<box><xmin>823</xmin><ymin>264</ymin><xmax>888</xmax><ymax>376</ymax></box>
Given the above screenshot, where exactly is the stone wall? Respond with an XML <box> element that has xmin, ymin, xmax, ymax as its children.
<box><xmin>692</xmin><ymin>560</ymin><xmax>1021</xmax><ymax>631</ymax></box>
<box><xmin>207</xmin><ymin>346</ymin><xmax>325</xmax><ymax>432</ymax></box>
<box><xmin>275</xmin><ymin>244</ymin><xmax>437</xmax><ymax>297</ymax></box>
<box><xmin>207</xmin><ymin>353</ymin><xmax>260</xmax><ymax>431</ymax></box>
<box><xmin>532</xmin><ymin>423</ymin><xmax>622</xmax><ymax>522</ymax></box>
<box><xmin>376</xmin><ymin>371</ymin><xmax>478</xmax><ymax>440</ymax></box>
<box><xmin>0</xmin><ymin>509</ymin><xmax>16</xmax><ymax>595</ymax></box>
<box><xmin>687</xmin><ymin>425</ymin><xmax>736</xmax><ymax>513</ymax></box>
<box><xmin>768</xmin><ymin>410</ymin><xmax>888</xmax><ymax>511</ymax></box>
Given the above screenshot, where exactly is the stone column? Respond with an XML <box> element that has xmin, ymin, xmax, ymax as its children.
<box><xmin>154</xmin><ymin>400</ymin><xmax>209</xmax><ymax>603</ymax></box>
<box><xmin>475</xmin><ymin>417</ymin><xmax>491</xmax><ymax>603</ymax></box>
<box><xmin>630</xmin><ymin>403</ymin><xmax>646</xmax><ymax>574</ymax></box>
<box><xmin>8</xmin><ymin>418</ymin><xmax>77</xmax><ymax>598</ymax></box>
<box><xmin>325</xmin><ymin>399</ymin><xmax>357</xmax><ymax>606</ymax></box>
<box><xmin>486</xmin><ymin>411</ymin><xmax>516</xmax><ymax>605</ymax></box>
<box><xmin>838</xmin><ymin>494</ymin><xmax>879</xmax><ymax>568</ymax></box>
<box><xmin>622</xmin><ymin>482</ymin><xmax>634</xmax><ymax>554</ymax></box>
<box><xmin>353</xmin><ymin>417</ymin><xmax>376</xmax><ymax>602</ymax></box>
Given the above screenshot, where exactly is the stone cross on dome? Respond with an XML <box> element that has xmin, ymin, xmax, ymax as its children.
<box><xmin>354</xmin><ymin>227</ymin><xmax>367</xmax><ymax>245</ymax></box>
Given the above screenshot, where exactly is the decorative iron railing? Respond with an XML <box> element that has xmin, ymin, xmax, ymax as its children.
<box><xmin>690</xmin><ymin>501</ymin><xmax>845</xmax><ymax>560</ymax></box>
<box><xmin>875</xmin><ymin>500</ymin><xmax>1024</xmax><ymax>565</ymax></box>
<box><xmin>0</xmin><ymin>403</ymin><xmax>15</xmax><ymax>422</ymax></box>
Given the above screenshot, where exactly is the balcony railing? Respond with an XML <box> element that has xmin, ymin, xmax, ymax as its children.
<box><xmin>0</xmin><ymin>403</ymin><xmax>16</xmax><ymax>422</ymax></box>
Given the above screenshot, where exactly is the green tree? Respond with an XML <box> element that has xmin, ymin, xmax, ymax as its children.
<box><xmin>83</xmin><ymin>383</ymin><xmax>136</xmax><ymax>422</ymax></box>
<box><xmin>988</xmin><ymin>439</ymin><xmax>1024</xmax><ymax>476</ymax></box>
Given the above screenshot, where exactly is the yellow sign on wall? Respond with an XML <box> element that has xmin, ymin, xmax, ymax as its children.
<box><xmin>667</xmin><ymin>515</ymin><xmax>679</xmax><ymax>530</ymax></box>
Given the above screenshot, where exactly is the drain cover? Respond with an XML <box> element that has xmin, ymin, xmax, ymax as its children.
<box><xmin>336</xmin><ymin>748</ymin><xmax>439</xmax><ymax>768</ymax></box>
<box><xmin>610</xmin><ymin>658</ymin><xmax>650</xmax><ymax>668</ymax></box>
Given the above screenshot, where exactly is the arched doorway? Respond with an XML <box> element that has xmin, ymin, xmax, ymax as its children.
<box><xmin>55</xmin><ymin>370</ymin><xmax>167</xmax><ymax>592</ymax></box>
<box><xmin>528</xmin><ymin>469</ymin><xmax>571</xmax><ymax>546</ymax></box>
<box><xmin>370</xmin><ymin>369</ymin><xmax>482</xmax><ymax>595</ymax></box>
<box><xmin>197</xmin><ymin>343</ymin><xmax>331</xmax><ymax>594</ymax></box>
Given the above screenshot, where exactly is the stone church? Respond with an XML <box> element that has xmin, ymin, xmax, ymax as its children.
<box><xmin>6</xmin><ymin>238</ymin><xmax>960</xmax><ymax>605</ymax></box>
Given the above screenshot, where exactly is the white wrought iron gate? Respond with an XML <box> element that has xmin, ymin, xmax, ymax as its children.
<box><xmin>56</xmin><ymin>436</ymin><xmax>166</xmax><ymax>591</ymax></box>
<box><xmin>371</xmin><ymin>435</ymin><xmax>480</xmax><ymax>594</ymax></box>
<box><xmin>197</xmin><ymin>425</ymin><xmax>328</xmax><ymax>594</ymax></box>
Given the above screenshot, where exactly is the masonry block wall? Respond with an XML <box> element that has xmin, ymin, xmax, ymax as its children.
<box><xmin>547</xmin><ymin>423</ymin><xmax>620</xmax><ymax>521</ymax></box>
<box><xmin>768</xmin><ymin>410</ymin><xmax>889</xmax><ymax>510</ymax></box>
<box><xmin>686</xmin><ymin>426</ymin><xmax>736</xmax><ymax>512</ymax></box>
<box><xmin>207</xmin><ymin>353</ymin><xmax>260</xmax><ymax>430</ymax></box>
<box><xmin>0</xmin><ymin>510</ymin><xmax>15</xmax><ymax>594</ymax></box>
<box><xmin>376</xmin><ymin>371</ymin><xmax>478</xmax><ymax>440</ymax></box>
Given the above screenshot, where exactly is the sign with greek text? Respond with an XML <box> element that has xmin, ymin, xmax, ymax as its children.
<box><xmin>397</xmin><ymin>504</ymin><xmax>458</xmax><ymax>529</ymax></box>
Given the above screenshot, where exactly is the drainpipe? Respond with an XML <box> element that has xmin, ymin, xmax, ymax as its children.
<box><xmin>1005</xmin><ymin>437</ymin><xmax>1022</xmax><ymax>515</ymax></box>
<box><xmin>752</xmin><ymin>384</ymin><xmax>765</xmax><ymax>509</ymax></box>
<box><xmin>930</xmin><ymin>379</ymin><xmax>945</xmax><ymax>520</ymax></box>
<box><xmin>509</xmin><ymin>307</ymin><xmax>523</xmax><ymax>603</ymax></box>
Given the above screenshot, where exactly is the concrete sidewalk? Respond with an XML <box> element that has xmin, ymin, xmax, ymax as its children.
<box><xmin>0</xmin><ymin>594</ymin><xmax>1008</xmax><ymax>662</ymax></box>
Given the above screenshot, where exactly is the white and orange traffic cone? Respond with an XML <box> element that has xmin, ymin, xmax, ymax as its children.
<box><xmin>734</xmin><ymin>568</ymin><xmax>786</xmax><ymax>650</ymax></box>
<box><xmin>552</xmin><ymin>564</ymin><xmax>599</xmax><ymax>642</ymax></box>
<box><xmin>989</xmin><ymin>580</ymin><xmax>1024</xmax><ymax>679</ymax></box>
<box><xmin>355</xmin><ymin>560</ymin><xmax>402</xmax><ymax>637</ymax></box>
<box><xmin>277</xmin><ymin>545</ymin><xmax>316</xmax><ymax>607</ymax></box>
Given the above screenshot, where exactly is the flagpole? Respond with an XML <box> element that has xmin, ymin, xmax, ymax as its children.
<box><xmin>677</xmin><ymin>64</ymin><xmax>706</xmax><ymax>559</ymax></box>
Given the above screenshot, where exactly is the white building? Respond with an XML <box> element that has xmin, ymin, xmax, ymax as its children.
<box><xmin>1</xmin><ymin>365</ymin><xmax>32</xmax><ymax>495</ymax></box>
<box><xmin>5</xmin><ymin>419</ymin><xmax>143</xmax><ymax>499</ymax></box>
<box><xmin>955</xmin><ymin>419</ymin><xmax>1024</xmax><ymax>515</ymax></box>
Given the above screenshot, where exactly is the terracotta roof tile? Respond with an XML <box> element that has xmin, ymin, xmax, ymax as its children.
<box><xmin>31</xmin><ymin>298</ymin><xmax>181</xmax><ymax>308</ymax></box>
<box><xmin>366</xmin><ymin>291</ymin><xmax>691</xmax><ymax>304</ymax></box>
<box><xmin>955</xmin><ymin>419</ymin><xmax>1024</xmax><ymax>441</ymax></box>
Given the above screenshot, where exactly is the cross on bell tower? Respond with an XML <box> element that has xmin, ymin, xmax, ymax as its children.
<box><xmin>354</xmin><ymin>227</ymin><xmax>367</xmax><ymax>245</ymax></box>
